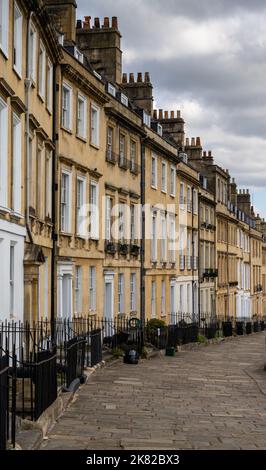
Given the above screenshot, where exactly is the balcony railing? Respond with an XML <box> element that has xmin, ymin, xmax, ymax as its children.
<box><xmin>106</xmin><ymin>150</ymin><xmax>117</xmax><ymax>164</ymax></box>
<box><xmin>118</xmin><ymin>155</ymin><xmax>128</xmax><ymax>170</ymax></box>
<box><xmin>105</xmin><ymin>241</ymin><xmax>117</xmax><ymax>255</ymax></box>
<box><xmin>129</xmin><ymin>160</ymin><xmax>141</xmax><ymax>175</ymax></box>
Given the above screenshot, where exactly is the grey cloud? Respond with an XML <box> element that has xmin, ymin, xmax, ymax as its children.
<box><xmin>76</xmin><ymin>0</ymin><xmax>266</xmax><ymax>192</ymax></box>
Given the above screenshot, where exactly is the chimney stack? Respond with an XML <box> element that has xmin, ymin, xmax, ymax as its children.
<box><xmin>45</xmin><ymin>0</ymin><xmax>77</xmax><ymax>43</ymax></box>
<box><xmin>122</xmin><ymin>73</ymin><xmax>127</xmax><ymax>83</ymax></box>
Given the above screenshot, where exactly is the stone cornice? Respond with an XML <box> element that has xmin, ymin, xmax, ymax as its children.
<box><xmin>105</xmin><ymin>106</ymin><xmax>146</xmax><ymax>137</ymax></box>
<box><xmin>0</xmin><ymin>78</ymin><xmax>15</xmax><ymax>99</ymax></box>
<box><xmin>59</xmin><ymin>154</ymin><xmax>103</xmax><ymax>179</ymax></box>
<box><xmin>61</xmin><ymin>64</ymin><xmax>109</xmax><ymax>105</ymax></box>
<box><xmin>10</xmin><ymin>96</ymin><xmax>27</xmax><ymax>115</ymax></box>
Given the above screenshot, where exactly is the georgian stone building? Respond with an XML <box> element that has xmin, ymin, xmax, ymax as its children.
<box><xmin>0</xmin><ymin>0</ymin><xmax>61</xmax><ymax>322</ymax></box>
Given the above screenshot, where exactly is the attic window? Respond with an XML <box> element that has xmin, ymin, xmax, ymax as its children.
<box><xmin>74</xmin><ymin>47</ymin><xmax>83</xmax><ymax>63</ymax></box>
<box><xmin>107</xmin><ymin>83</ymin><xmax>116</xmax><ymax>97</ymax></box>
<box><xmin>120</xmin><ymin>93</ymin><xmax>128</xmax><ymax>107</ymax></box>
<box><xmin>143</xmin><ymin>111</ymin><xmax>151</xmax><ymax>127</ymax></box>
<box><xmin>179</xmin><ymin>152</ymin><xmax>188</xmax><ymax>164</ymax></box>
<box><xmin>58</xmin><ymin>33</ymin><xmax>64</xmax><ymax>46</ymax></box>
<box><xmin>157</xmin><ymin>123</ymin><xmax>163</xmax><ymax>136</ymax></box>
<box><xmin>93</xmin><ymin>70</ymin><xmax>102</xmax><ymax>80</ymax></box>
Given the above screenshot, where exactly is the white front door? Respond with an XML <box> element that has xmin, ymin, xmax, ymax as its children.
<box><xmin>62</xmin><ymin>274</ymin><xmax>72</xmax><ymax>320</ymax></box>
<box><xmin>104</xmin><ymin>272</ymin><xmax>114</xmax><ymax>337</ymax></box>
<box><xmin>170</xmin><ymin>283</ymin><xmax>176</xmax><ymax>325</ymax></box>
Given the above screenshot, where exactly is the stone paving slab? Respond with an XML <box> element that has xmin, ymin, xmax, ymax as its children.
<box><xmin>40</xmin><ymin>332</ymin><xmax>266</xmax><ymax>450</ymax></box>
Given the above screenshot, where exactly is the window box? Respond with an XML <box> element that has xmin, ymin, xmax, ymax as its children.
<box><xmin>118</xmin><ymin>243</ymin><xmax>128</xmax><ymax>255</ymax></box>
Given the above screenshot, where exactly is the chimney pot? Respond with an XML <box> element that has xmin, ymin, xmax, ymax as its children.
<box><xmin>247</xmin><ymin>189</ymin><xmax>249</xmax><ymax>194</ymax></box>
<box><xmin>164</xmin><ymin>111</ymin><xmax>169</xmax><ymax>119</ymax></box>
<box><xmin>191</xmin><ymin>137</ymin><xmax>196</xmax><ymax>146</ymax></box>
<box><xmin>176</xmin><ymin>110</ymin><xmax>181</xmax><ymax>118</ymax></box>
<box><xmin>203</xmin><ymin>150</ymin><xmax>207</xmax><ymax>157</ymax></box>
<box><xmin>170</xmin><ymin>110</ymin><xmax>175</xmax><ymax>119</ymax></box>
<box><xmin>94</xmin><ymin>17</ymin><xmax>100</xmax><ymax>28</ymax></box>
<box><xmin>185</xmin><ymin>137</ymin><xmax>190</xmax><ymax>147</ymax></box>
<box><xmin>196</xmin><ymin>137</ymin><xmax>201</xmax><ymax>146</ymax></box>
<box><xmin>77</xmin><ymin>19</ymin><xmax>82</xmax><ymax>29</ymax></box>
<box><xmin>103</xmin><ymin>17</ymin><xmax>110</xmax><ymax>28</ymax></box>
<box><xmin>83</xmin><ymin>16</ymin><xmax>91</xmax><ymax>29</ymax></box>
<box><xmin>122</xmin><ymin>73</ymin><xmax>127</xmax><ymax>83</ymax></box>
<box><xmin>129</xmin><ymin>73</ymin><xmax>134</xmax><ymax>83</ymax></box>
<box><xmin>159</xmin><ymin>109</ymin><xmax>163</xmax><ymax>119</ymax></box>
<box><xmin>144</xmin><ymin>72</ymin><xmax>150</xmax><ymax>83</ymax></box>
<box><xmin>137</xmin><ymin>72</ymin><xmax>142</xmax><ymax>82</ymax></box>
<box><xmin>153</xmin><ymin>109</ymin><xmax>158</xmax><ymax>119</ymax></box>
<box><xmin>208</xmin><ymin>150</ymin><xmax>212</xmax><ymax>157</ymax></box>
<box><xmin>112</xmin><ymin>17</ymin><xmax>118</xmax><ymax>29</ymax></box>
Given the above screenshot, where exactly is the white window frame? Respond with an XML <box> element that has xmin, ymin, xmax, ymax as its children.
<box><xmin>90</xmin><ymin>180</ymin><xmax>99</xmax><ymax>240</ymax></box>
<box><xmin>12</xmin><ymin>113</ymin><xmax>22</xmax><ymax>215</ymax></box>
<box><xmin>47</xmin><ymin>58</ymin><xmax>53</xmax><ymax>112</ymax></box>
<box><xmin>61</xmin><ymin>82</ymin><xmax>72</xmax><ymax>131</ymax></box>
<box><xmin>120</xmin><ymin>93</ymin><xmax>128</xmax><ymax>107</ymax></box>
<box><xmin>13</xmin><ymin>1</ymin><xmax>22</xmax><ymax>77</ymax></box>
<box><xmin>0</xmin><ymin>0</ymin><xmax>9</xmax><ymax>58</ymax></box>
<box><xmin>160</xmin><ymin>212</ymin><xmax>167</xmax><ymax>262</ymax></box>
<box><xmin>130</xmin><ymin>139</ymin><xmax>136</xmax><ymax>172</ymax></box>
<box><xmin>0</xmin><ymin>97</ymin><xmax>8</xmax><ymax>209</ymax></box>
<box><xmin>151</xmin><ymin>211</ymin><xmax>157</xmax><ymax>262</ymax></box>
<box><xmin>187</xmin><ymin>186</ymin><xmax>191</xmax><ymax>212</ymax></box>
<box><xmin>89</xmin><ymin>266</ymin><xmax>96</xmax><ymax>311</ymax></box>
<box><xmin>130</xmin><ymin>204</ymin><xmax>136</xmax><ymax>242</ymax></box>
<box><xmin>193</xmin><ymin>189</ymin><xmax>198</xmax><ymax>214</ymax></box>
<box><xmin>180</xmin><ymin>182</ymin><xmax>185</xmax><ymax>207</ymax></box>
<box><xmin>170</xmin><ymin>165</ymin><xmax>176</xmax><ymax>196</ymax></box>
<box><xmin>118</xmin><ymin>273</ymin><xmax>124</xmax><ymax>314</ymax></box>
<box><xmin>118</xmin><ymin>202</ymin><xmax>126</xmax><ymax>242</ymax></box>
<box><xmin>107</xmin><ymin>126</ymin><xmax>113</xmax><ymax>159</ymax></box>
<box><xmin>151</xmin><ymin>154</ymin><xmax>157</xmax><ymax>189</ymax></box>
<box><xmin>105</xmin><ymin>196</ymin><xmax>112</xmax><ymax>241</ymax></box>
<box><xmin>169</xmin><ymin>214</ymin><xmax>176</xmax><ymax>262</ymax></box>
<box><xmin>77</xmin><ymin>92</ymin><xmax>87</xmax><ymax>139</ymax></box>
<box><xmin>61</xmin><ymin>170</ymin><xmax>72</xmax><ymax>233</ymax></box>
<box><xmin>151</xmin><ymin>281</ymin><xmax>156</xmax><ymax>318</ymax></box>
<box><xmin>76</xmin><ymin>176</ymin><xmax>86</xmax><ymax>236</ymax></box>
<box><xmin>29</xmin><ymin>21</ymin><xmax>37</xmax><ymax>82</ymax></box>
<box><xmin>38</xmin><ymin>40</ymin><xmax>46</xmax><ymax>100</ymax></box>
<box><xmin>119</xmin><ymin>132</ymin><xmax>126</xmax><ymax>166</ymax></box>
<box><xmin>75</xmin><ymin>266</ymin><xmax>82</xmax><ymax>314</ymax></box>
<box><xmin>130</xmin><ymin>273</ymin><xmax>137</xmax><ymax>312</ymax></box>
<box><xmin>90</xmin><ymin>102</ymin><xmax>100</xmax><ymax>147</ymax></box>
<box><xmin>9</xmin><ymin>243</ymin><xmax>15</xmax><ymax>317</ymax></box>
<box><xmin>161</xmin><ymin>280</ymin><xmax>166</xmax><ymax>316</ymax></box>
<box><xmin>45</xmin><ymin>150</ymin><xmax>52</xmax><ymax>218</ymax></box>
<box><xmin>161</xmin><ymin>161</ymin><xmax>167</xmax><ymax>193</ymax></box>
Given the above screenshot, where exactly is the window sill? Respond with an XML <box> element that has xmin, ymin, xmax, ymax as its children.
<box><xmin>0</xmin><ymin>47</ymin><xmax>8</xmax><ymax>60</ymax></box>
<box><xmin>161</xmin><ymin>189</ymin><xmax>167</xmax><ymax>194</ymax></box>
<box><xmin>0</xmin><ymin>205</ymin><xmax>11</xmax><ymax>214</ymax></box>
<box><xmin>13</xmin><ymin>65</ymin><xmax>22</xmax><ymax>80</ymax></box>
<box><xmin>60</xmin><ymin>231</ymin><xmax>72</xmax><ymax>237</ymax></box>
<box><xmin>46</xmin><ymin>106</ymin><xmax>52</xmax><ymax>116</ymax></box>
<box><xmin>38</xmin><ymin>92</ymin><xmax>45</xmax><ymax>104</ymax></box>
<box><xmin>11</xmin><ymin>211</ymin><xmax>24</xmax><ymax>220</ymax></box>
<box><xmin>61</xmin><ymin>125</ymin><xmax>72</xmax><ymax>135</ymax></box>
<box><xmin>90</xmin><ymin>142</ymin><xmax>100</xmax><ymax>150</ymax></box>
<box><xmin>76</xmin><ymin>134</ymin><xmax>87</xmax><ymax>143</ymax></box>
<box><xmin>170</xmin><ymin>193</ymin><xmax>176</xmax><ymax>198</ymax></box>
<box><xmin>151</xmin><ymin>185</ymin><xmax>157</xmax><ymax>190</ymax></box>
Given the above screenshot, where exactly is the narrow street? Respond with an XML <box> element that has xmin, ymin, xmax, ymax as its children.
<box><xmin>40</xmin><ymin>333</ymin><xmax>266</xmax><ymax>450</ymax></box>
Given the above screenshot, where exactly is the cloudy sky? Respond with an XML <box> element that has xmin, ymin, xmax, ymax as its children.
<box><xmin>77</xmin><ymin>0</ymin><xmax>266</xmax><ymax>218</ymax></box>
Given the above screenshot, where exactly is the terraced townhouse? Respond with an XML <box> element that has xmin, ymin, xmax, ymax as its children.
<box><xmin>0</xmin><ymin>0</ymin><xmax>61</xmax><ymax>322</ymax></box>
<box><xmin>0</xmin><ymin>0</ymin><xmax>265</xmax><ymax>325</ymax></box>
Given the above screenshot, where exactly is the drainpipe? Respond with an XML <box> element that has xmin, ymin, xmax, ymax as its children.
<box><xmin>25</xmin><ymin>12</ymin><xmax>34</xmax><ymax>244</ymax></box>
<box><xmin>227</xmin><ymin>219</ymin><xmax>230</xmax><ymax>320</ymax></box>
<box><xmin>140</xmin><ymin>139</ymin><xmax>147</xmax><ymax>331</ymax></box>
<box><xmin>51</xmin><ymin>65</ymin><xmax>58</xmax><ymax>337</ymax></box>
<box><xmin>198</xmin><ymin>193</ymin><xmax>201</xmax><ymax>326</ymax></box>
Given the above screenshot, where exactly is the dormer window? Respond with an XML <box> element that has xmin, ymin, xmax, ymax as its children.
<box><xmin>74</xmin><ymin>47</ymin><xmax>83</xmax><ymax>63</ymax></box>
<box><xmin>120</xmin><ymin>93</ymin><xmax>128</xmax><ymax>107</ymax></box>
<box><xmin>179</xmin><ymin>152</ymin><xmax>188</xmax><ymax>164</ymax></box>
<box><xmin>107</xmin><ymin>83</ymin><xmax>116</xmax><ymax>97</ymax></box>
<box><xmin>93</xmin><ymin>70</ymin><xmax>102</xmax><ymax>80</ymax></box>
<box><xmin>157</xmin><ymin>123</ymin><xmax>163</xmax><ymax>136</ymax></box>
<box><xmin>143</xmin><ymin>111</ymin><xmax>151</xmax><ymax>127</ymax></box>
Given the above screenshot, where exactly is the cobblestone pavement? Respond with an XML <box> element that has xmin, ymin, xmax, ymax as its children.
<box><xmin>40</xmin><ymin>332</ymin><xmax>266</xmax><ymax>450</ymax></box>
